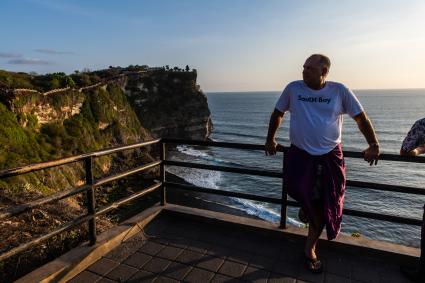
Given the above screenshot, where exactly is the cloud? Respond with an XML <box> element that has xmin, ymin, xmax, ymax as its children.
<box><xmin>8</xmin><ymin>58</ymin><xmax>51</xmax><ymax>65</ymax></box>
<box><xmin>34</xmin><ymin>48</ymin><xmax>75</xmax><ymax>55</ymax></box>
<box><xmin>0</xmin><ymin>52</ymin><xmax>22</xmax><ymax>58</ymax></box>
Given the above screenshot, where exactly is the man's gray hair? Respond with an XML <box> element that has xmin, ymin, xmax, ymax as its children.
<box><xmin>310</xmin><ymin>54</ymin><xmax>331</xmax><ymax>69</ymax></box>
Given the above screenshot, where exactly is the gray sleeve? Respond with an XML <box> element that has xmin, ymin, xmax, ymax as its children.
<box><xmin>275</xmin><ymin>84</ymin><xmax>291</xmax><ymax>112</ymax></box>
<box><xmin>342</xmin><ymin>85</ymin><xmax>364</xmax><ymax>117</ymax></box>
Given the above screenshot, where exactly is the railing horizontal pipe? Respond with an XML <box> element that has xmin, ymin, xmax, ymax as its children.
<box><xmin>0</xmin><ymin>213</ymin><xmax>93</xmax><ymax>262</ymax></box>
<box><xmin>285</xmin><ymin>200</ymin><xmax>422</xmax><ymax>226</ymax></box>
<box><xmin>164</xmin><ymin>183</ymin><xmax>422</xmax><ymax>226</ymax></box>
<box><xmin>0</xmin><ymin>184</ymin><xmax>90</xmax><ymax>220</ymax></box>
<box><xmin>347</xmin><ymin>180</ymin><xmax>425</xmax><ymax>195</ymax></box>
<box><xmin>164</xmin><ymin>160</ymin><xmax>282</xmax><ymax>178</ymax></box>
<box><xmin>163</xmin><ymin>138</ymin><xmax>285</xmax><ymax>152</ymax></box>
<box><xmin>164</xmin><ymin>138</ymin><xmax>425</xmax><ymax>163</ymax></box>
<box><xmin>94</xmin><ymin>160</ymin><xmax>161</xmax><ymax>187</ymax></box>
<box><xmin>0</xmin><ymin>139</ymin><xmax>161</xmax><ymax>179</ymax></box>
<box><xmin>96</xmin><ymin>182</ymin><xmax>162</xmax><ymax>215</ymax></box>
<box><xmin>343</xmin><ymin>208</ymin><xmax>422</xmax><ymax>226</ymax></box>
<box><xmin>165</xmin><ymin>182</ymin><xmax>282</xmax><ymax>204</ymax></box>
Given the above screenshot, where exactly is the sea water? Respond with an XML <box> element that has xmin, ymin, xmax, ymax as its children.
<box><xmin>168</xmin><ymin>89</ymin><xmax>425</xmax><ymax>247</ymax></box>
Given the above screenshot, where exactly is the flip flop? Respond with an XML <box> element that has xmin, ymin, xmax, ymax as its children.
<box><xmin>304</xmin><ymin>256</ymin><xmax>323</xmax><ymax>274</ymax></box>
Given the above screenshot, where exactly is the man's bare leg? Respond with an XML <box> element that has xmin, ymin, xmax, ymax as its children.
<box><xmin>304</xmin><ymin>204</ymin><xmax>325</xmax><ymax>260</ymax></box>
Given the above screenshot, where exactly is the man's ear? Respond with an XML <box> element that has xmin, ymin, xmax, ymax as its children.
<box><xmin>322</xmin><ymin>67</ymin><xmax>329</xmax><ymax>76</ymax></box>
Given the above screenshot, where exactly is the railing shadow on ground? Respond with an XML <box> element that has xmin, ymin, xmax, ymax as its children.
<box><xmin>0</xmin><ymin>137</ymin><xmax>424</xmax><ymax>265</ymax></box>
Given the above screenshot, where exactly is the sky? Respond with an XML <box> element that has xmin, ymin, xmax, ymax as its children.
<box><xmin>1</xmin><ymin>0</ymin><xmax>425</xmax><ymax>92</ymax></box>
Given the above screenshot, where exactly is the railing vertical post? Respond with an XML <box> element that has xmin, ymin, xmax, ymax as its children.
<box><xmin>280</xmin><ymin>151</ymin><xmax>288</xmax><ymax>229</ymax></box>
<box><xmin>160</xmin><ymin>141</ymin><xmax>166</xmax><ymax>206</ymax></box>
<box><xmin>85</xmin><ymin>156</ymin><xmax>97</xmax><ymax>245</ymax></box>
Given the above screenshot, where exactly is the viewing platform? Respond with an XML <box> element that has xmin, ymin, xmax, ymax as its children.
<box><xmin>1</xmin><ymin>139</ymin><xmax>424</xmax><ymax>283</ymax></box>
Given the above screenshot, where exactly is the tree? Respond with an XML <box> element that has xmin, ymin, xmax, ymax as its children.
<box><xmin>165</xmin><ymin>65</ymin><xmax>170</xmax><ymax>71</ymax></box>
<box><xmin>185</xmin><ymin>65</ymin><xmax>190</xmax><ymax>72</ymax></box>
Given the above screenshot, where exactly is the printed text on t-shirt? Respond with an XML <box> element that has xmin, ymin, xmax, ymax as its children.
<box><xmin>297</xmin><ymin>95</ymin><xmax>331</xmax><ymax>104</ymax></box>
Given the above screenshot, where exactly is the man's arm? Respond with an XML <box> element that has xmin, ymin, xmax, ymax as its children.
<box><xmin>352</xmin><ymin>111</ymin><xmax>380</xmax><ymax>165</ymax></box>
<box><xmin>265</xmin><ymin>109</ymin><xmax>285</xmax><ymax>155</ymax></box>
<box><xmin>400</xmin><ymin>145</ymin><xmax>425</xmax><ymax>156</ymax></box>
<box><xmin>400</xmin><ymin>120</ymin><xmax>425</xmax><ymax>156</ymax></box>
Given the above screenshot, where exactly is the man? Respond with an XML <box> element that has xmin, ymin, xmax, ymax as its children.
<box><xmin>400</xmin><ymin>118</ymin><xmax>425</xmax><ymax>156</ymax></box>
<box><xmin>265</xmin><ymin>54</ymin><xmax>380</xmax><ymax>273</ymax></box>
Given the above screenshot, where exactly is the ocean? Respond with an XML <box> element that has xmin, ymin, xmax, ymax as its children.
<box><xmin>167</xmin><ymin>88</ymin><xmax>425</xmax><ymax>248</ymax></box>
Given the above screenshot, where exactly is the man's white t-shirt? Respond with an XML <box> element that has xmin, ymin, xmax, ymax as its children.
<box><xmin>275</xmin><ymin>80</ymin><xmax>363</xmax><ymax>155</ymax></box>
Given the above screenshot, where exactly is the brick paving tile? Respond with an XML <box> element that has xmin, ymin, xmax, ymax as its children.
<box><xmin>217</xmin><ymin>260</ymin><xmax>247</xmax><ymax>278</ymax></box>
<box><xmin>150</xmin><ymin>237</ymin><xmax>169</xmax><ymax>246</ymax></box>
<box><xmin>210</xmin><ymin>274</ymin><xmax>243</xmax><ymax>283</ymax></box>
<box><xmin>226</xmin><ymin>249</ymin><xmax>252</xmax><ymax>264</ymax></box>
<box><xmin>142</xmin><ymin>257</ymin><xmax>172</xmax><ymax>274</ymax></box>
<box><xmin>126</xmin><ymin>270</ymin><xmax>157</xmax><ymax>283</ymax></box>
<box><xmin>153</xmin><ymin>276</ymin><xmax>179</xmax><ymax>283</ymax></box>
<box><xmin>278</xmin><ymin>247</ymin><xmax>303</xmax><ymax>263</ymax></box>
<box><xmin>350</xmin><ymin>259</ymin><xmax>381</xmax><ymax>283</ymax></box>
<box><xmin>297</xmin><ymin>267</ymin><xmax>325</xmax><ymax>283</ymax></box>
<box><xmin>96</xmin><ymin>278</ymin><xmax>117</xmax><ymax>283</ymax></box>
<box><xmin>378</xmin><ymin>266</ymin><xmax>411</xmax><ymax>283</ymax></box>
<box><xmin>324</xmin><ymin>273</ymin><xmax>350</xmax><ymax>283</ymax></box>
<box><xmin>240</xmin><ymin>266</ymin><xmax>269</xmax><ymax>283</ymax></box>
<box><xmin>104</xmin><ymin>243</ymin><xmax>138</xmax><ymax>262</ymax></box>
<box><xmin>156</xmin><ymin>245</ymin><xmax>184</xmax><ymax>261</ymax></box>
<box><xmin>195</xmin><ymin>254</ymin><xmax>225</xmax><ymax>272</ymax></box>
<box><xmin>123</xmin><ymin>252</ymin><xmax>153</xmax><ymax>268</ymax></box>
<box><xmin>87</xmin><ymin>257</ymin><xmax>120</xmax><ymax>276</ymax></box>
<box><xmin>267</xmin><ymin>272</ymin><xmax>296</xmax><ymax>283</ymax></box>
<box><xmin>105</xmin><ymin>264</ymin><xmax>138</xmax><ymax>282</ymax></box>
<box><xmin>272</xmin><ymin>259</ymin><xmax>300</xmax><ymax>278</ymax></box>
<box><xmin>249</xmin><ymin>255</ymin><xmax>275</xmax><ymax>271</ymax></box>
<box><xmin>206</xmin><ymin>245</ymin><xmax>229</xmax><ymax>259</ymax></box>
<box><xmin>182</xmin><ymin>267</ymin><xmax>215</xmax><ymax>283</ymax></box>
<box><xmin>139</xmin><ymin>241</ymin><xmax>166</xmax><ymax>256</ymax></box>
<box><xmin>68</xmin><ymin>271</ymin><xmax>101</xmax><ymax>283</ymax></box>
<box><xmin>161</xmin><ymin>261</ymin><xmax>192</xmax><ymax>280</ymax></box>
<box><xmin>175</xmin><ymin>249</ymin><xmax>204</xmax><ymax>265</ymax></box>
<box><xmin>166</xmin><ymin>237</ymin><xmax>189</xmax><ymax>249</ymax></box>
<box><xmin>186</xmin><ymin>239</ymin><xmax>210</xmax><ymax>254</ymax></box>
<box><xmin>325</xmin><ymin>256</ymin><xmax>350</xmax><ymax>278</ymax></box>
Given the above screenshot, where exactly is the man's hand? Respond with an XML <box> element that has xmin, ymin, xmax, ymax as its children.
<box><xmin>265</xmin><ymin>109</ymin><xmax>285</xmax><ymax>156</ymax></box>
<box><xmin>265</xmin><ymin>139</ymin><xmax>278</xmax><ymax>156</ymax></box>
<box><xmin>362</xmin><ymin>144</ymin><xmax>380</xmax><ymax>166</ymax></box>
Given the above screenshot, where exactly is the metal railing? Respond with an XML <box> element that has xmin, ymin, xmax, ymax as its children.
<box><xmin>1</xmin><ymin>137</ymin><xmax>424</xmax><ymax>263</ymax></box>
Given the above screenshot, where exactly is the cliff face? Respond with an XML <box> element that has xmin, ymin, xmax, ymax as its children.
<box><xmin>124</xmin><ymin>70</ymin><xmax>212</xmax><ymax>139</ymax></box>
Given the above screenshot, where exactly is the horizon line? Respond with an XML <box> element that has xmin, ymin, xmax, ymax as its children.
<box><xmin>205</xmin><ymin>87</ymin><xmax>425</xmax><ymax>93</ymax></box>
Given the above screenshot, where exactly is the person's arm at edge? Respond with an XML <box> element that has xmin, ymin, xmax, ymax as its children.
<box><xmin>400</xmin><ymin>145</ymin><xmax>425</xmax><ymax>156</ymax></box>
<box><xmin>352</xmin><ymin>111</ymin><xmax>380</xmax><ymax>165</ymax></box>
<box><xmin>265</xmin><ymin>109</ymin><xmax>285</xmax><ymax>155</ymax></box>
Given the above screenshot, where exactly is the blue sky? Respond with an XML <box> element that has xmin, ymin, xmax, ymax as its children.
<box><xmin>1</xmin><ymin>0</ymin><xmax>425</xmax><ymax>91</ymax></box>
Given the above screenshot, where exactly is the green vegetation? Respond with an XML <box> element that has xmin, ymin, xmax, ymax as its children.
<box><xmin>0</xmin><ymin>81</ymin><xmax>148</xmax><ymax>194</ymax></box>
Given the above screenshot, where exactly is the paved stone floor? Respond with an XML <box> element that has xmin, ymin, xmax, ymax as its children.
<box><xmin>68</xmin><ymin>214</ymin><xmax>411</xmax><ymax>283</ymax></box>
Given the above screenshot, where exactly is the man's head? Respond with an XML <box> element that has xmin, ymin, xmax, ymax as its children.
<box><xmin>302</xmin><ymin>54</ymin><xmax>331</xmax><ymax>89</ymax></box>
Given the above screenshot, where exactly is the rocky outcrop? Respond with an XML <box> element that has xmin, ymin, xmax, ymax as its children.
<box><xmin>124</xmin><ymin>69</ymin><xmax>212</xmax><ymax>140</ymax></box>
<box><xmin>0</xmin><ymin>68</ymin><xmax>211</xmax><ymax>140</ymax></box>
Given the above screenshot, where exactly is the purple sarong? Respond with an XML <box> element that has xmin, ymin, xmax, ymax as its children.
<box><xmin>284</xmin><ymin>144</ymin><xmax>346</xmax><ymax>240</ymax></box>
